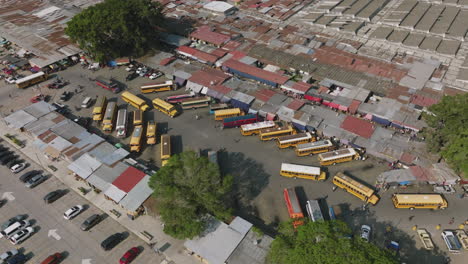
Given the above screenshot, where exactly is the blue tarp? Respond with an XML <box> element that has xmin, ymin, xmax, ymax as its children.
<box><xmin>390</xmin><ymin>122</ymin><xmax>404</xmax><ymax>129</ymax></box>
<box><xmin>107</xmin><ymin>61</ymin><xmax>117</xmax><ymax>67</ymax></box>
<box><xmin>306</xmin><ymin>125</ymin><xmax>316</xmax><ymax>132</ymax></box>
<box><xmin>292</xmin><ymin>122</ymin><xmax>306</xmax><ymax>131</ymax></box>
<box><xmin>372</xmin><ymin>115</ymin><xmax>391</xmax><ymax>126</ymax></box>
<box><xmin>231</xmin><ymin>99</ymin><xmax>250</xmax><ymax>112</ymax></box>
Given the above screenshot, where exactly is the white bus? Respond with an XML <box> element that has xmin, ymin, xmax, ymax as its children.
<box><xmin>280</xmin><ymin>163</ymin><xmax>326</xmax><ymax>181</ymax></box>
<box><xmin>277</xmin><ymin>132</ymin><xmax>314</xmax><ymax>149</ymax></box>
<box><xmin>306</xmin><ymin>200</ymin><xmax>324</xmax><ymax>222</ymax></box>
<box><xmin>116</xmin><ymin>109</ymin><xmax>128</xmax><ymax>138</ymax></box>
<box><xmin>240</xmin><ymin>121</ymin><xmax>276</xmax><ymax>136</ymax></box>
<box><xmin>295</xmin><ymin>139</ymin><xmax>335</xmax><ymax>156</ymax></box>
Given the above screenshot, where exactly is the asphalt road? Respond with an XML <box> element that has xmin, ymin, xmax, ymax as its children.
<box><xmin>1</xmin><ymin>63</ymin><xmax>467</xmax><ymax>264</ymax></box>
<box><xmin>0</xmin><ymin>144</ymin><xmax>161</xmax><ymax>264</ymax></box>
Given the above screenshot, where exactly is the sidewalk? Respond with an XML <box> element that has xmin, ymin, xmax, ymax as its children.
<box><xmin>0</xmin><ymin>122</ymin><xmax>198</xmax><ymax>264</ymax></box>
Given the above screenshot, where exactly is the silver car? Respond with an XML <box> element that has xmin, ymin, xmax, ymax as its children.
<box><xmin>9</xmin><ymin>227</ymin><xmax>34</xmax><ymax>245</ymax></box>
<box><xmin>25</xmin><ymin>174</ymin><xmax>47</xmax><ymax>188</ymax></box>
<box><xmin>360</xmin><ymin>225</ymin><xmax>371</xmax><ymax>242</ymax></box>
<box><xmin>0</xmin><ymin>249</ymin><xmax>19</xmax><ymax>262</ymax></box>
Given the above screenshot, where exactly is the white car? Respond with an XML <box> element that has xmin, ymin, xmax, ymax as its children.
<box><xmin>10</xmin><ymin>163</ymin><xmax>26</xmax><ymax>174</ymax></box>
<box><xmin>9</xmin><ymin>227</ymin><xmax>34</xmax><ymax>245</ymax></box>
<box><xmin>5</xmin><ymin>77</ymin><xmax>16</xmax><ymax>84</ymax></box>
<box><xmin>125</xmin><ymin>65</ymin><xmax>134</xmax><ymax>71</ymax></box>
<box><xmin>360</xmin><ymin>225</ymin><xmax>371</xmax><ymax>242</ymax></box>
<box><xmin>149</xmin><ymin>72</ymin><xmax>162</xmax><ymax>80</ymax></box>
<box><xmin>63</xmin><ymin>205</ymin><xmax>84</xmax><ymax>220</ymax></box>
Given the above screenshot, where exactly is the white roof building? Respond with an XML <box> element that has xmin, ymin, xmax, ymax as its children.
<box><xmin>203</xmin><ymin>1</ymin><xmax>236</xmax><ymax>15</ymax></box>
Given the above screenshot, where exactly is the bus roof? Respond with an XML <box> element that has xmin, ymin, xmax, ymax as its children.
<box><xmin>284</xmin><ymin>188</ymin><xmax>302</xmax><ymax>215</ymax></box>
<box><xmin>103</xmin><ymin>102</ymin><xmax>116</xmax><ymax>118</ymax></box>
<box><xmin>161</xmin><ymin>135</ymin><xmax>171</xmax><ymax>155</ymax></box>
<box><xmin>318</xmin><ymin>148</ymin><xmax>356</xmax><ymax>161</ymax></box>
<box><xmin>334</xmin><ymin>173</ymin><xmax>374</xmax><ymax>196</ymax></box>
<box><xmin>278</xmin><ymin>132</ymin><xmax>311</xmax><ymax>143</ymax></box>
<box><xmin>223</xmin><ymin>114</ymin><xmax>257</xmax><ymax>123</ymax></box>
<box><xmin>130</xmin><ymin>126</ymin><xmax>143</xmax><ymax>144</ymax></box>
<box><xmin>215</xmin><ymin>108</ymin><xmax>241</xmax><ymax>116</ymax></box>
<box><xmin>147</xmin><ymin>121</ymin><xmax>156</xmax><ymax>133</ymax></box>
<box><xmin>241</xmin><ymin>121</ymin><xmax>275</xmax><ymax>131</ymax></box>
<box><xmin>306</xmin><ymin>200</ymin><xmax>324</xmax><ymax>222</ymax></box>
<box><xmin>281</xmin><ymin>163</ymin><xmax>321</xmax><ymax>175</ymax></box>
<box><xmin>152</xmin><ymin>98</ymin><xmax>175</xmax><ymax>109</ymax></box>
<box><xmin>15</xmin><ymin>71</ymin><xmax>45</xmax><ymax>84</ymax></box>
<box><xmin>296</xmin><ymin>140</ymin><xmax>333</xmax><ymax>150</ymax></box>
<box><xmin>121</xmin><ymin>91</ymin><xmax>146</xmax><ymax>106</ymax></box>
<box><xmin>260</xmin><ymin>125</ymin><xmax>292</xmax><ymax>134</ymax></box>
<box><xmin>180</xmin><ymin>96</ymin><xmax>210</xmax><ymax>103</ymax></box>
<box><xmin>116</xmin><ymin>109</ymin><xmax>127</xmax><ymax>125</ymax></box>
<box><xmin>141</xmin><ymin>80</ymin><xmax>173</xmax><ymax>89</ymax></box>
<box><xmin>393</xmin><ymin>194</ymin><xmax>446</xmax><ymax>204</ymax></box>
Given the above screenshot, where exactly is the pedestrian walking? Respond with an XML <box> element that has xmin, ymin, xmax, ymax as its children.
<box><xmin>409</xmin><ymin>215</ymin><xmax>414</xmax><ymax>221</ymax></box>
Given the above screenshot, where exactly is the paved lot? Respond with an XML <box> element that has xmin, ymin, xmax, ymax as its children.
<box><xmin>0</xmin><ymin>143</ymin><xmax>161</xmax><ymax>264</ymax></box>
<box><xmin>1</xmin><ymin>63</ymin><xmax>467</xmax><ymax>263</ymax></box>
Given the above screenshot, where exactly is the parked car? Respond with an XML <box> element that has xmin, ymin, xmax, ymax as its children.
<box><xmin>0</xmin><ymin>249</ymin><xmax>18</xmax><ymax>262</ymax></box>
<box><xmin>0</xmin><ymin>155</ymin><xmax>18</xmax><ymax>165</ymax></box>
<box><xmin>149</xmin><ymin>71</ymin><xmax>163</xmax><ymax>80</ymax></box>
<box><xmin>19</xmin><ymin>170</ymin><xmax>40</xmax><ymax>183</ymax></box>
<box><xmin>433</xmin><ymin>185</ymin><xmax>456</xmax><ymax>194</ymax></box>
<box><xmin>119</xmin><ymin>247</ymin><xmax>141</xmax><ymax>264</ymax></box>
<box><xmin>40</xmin><ymin>252</ymin><xmax>63</xmax><ymax>264</ymax></box>
<box><xmin>0</xmin><ymin>215</ymin><xmax>26</xmax><ymax>232</ymax></box>
<box><xmin>60</xmin><ymin>91</ymin><xmax>71</xmax><ymax>102</ymax></box>
<box><xmin>101</xmin><ymin>232</ymin><xmax>125</xmax><ymax>251</ymax></box>
<box><xmin>125</xmin><ymin>72</ymin><xmax>138</xmax><ymax>81</ymax></box>
<box><xmin>360</xmin><ymin>225</ymin><xmax>371</xmax><ymax>242</ymax></box>
<box><xmin>43</xmin><ymin>190</ymin><xmax>63</xmax><ymax>204</ymax></box>
<box><xmin>63</xmin><ymin>205</ymin><xmax>84</xmax><ymax>220</ymax></box>
<box><xmin>10</xmin><ymin>162</ymin><xmax>27</xmax><ymax>173</ymax></box>
<box><xmin>5</xmin><ymin>77</ymin><xmax>16</xmax><ymax>84</ymax></box>
<box><xmin>2</xmin><ymin>220</ymin><xmax>32</xmax><ymax>239</ymax></box>
<box><xmin>80</xmin><ymin>214</ymin><xmax>101</xmax><ymax>231</ymax></box>
<box><xmin>0</xmin><ymin>151</ymin><xmax>13</xmax><ymax>159</ymax></box>
<box><xmin>25</xmin><ymin>174</ymin><xmax>47</xmax><ymax>188</ymax></box>
<box><xmin>9</xmin><ymin>227</ymin><xmax>34</xmax><ymax>245</ymax></box>
<box><xmin>125</xmin><ymin>65</ymin><xmax>135</xmax><ymax>72</ymax></box>
<box><xmin>6</xmin><ymin>159</ymin><xmax>23</xmax><ymax>169</ymax></box>
<box><xmin>5</xmin><ymin>253</ymin><xmax>26</xmax><ymax>264</ymax></box>
<box><xmin>30</xmin><ymin>94</ymin><xmax>45</xmax><ymax>103</ymax></box>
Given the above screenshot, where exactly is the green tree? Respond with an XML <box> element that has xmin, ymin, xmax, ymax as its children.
<box><xmin>267</xmin><ymin>220</ymin><xmax>398</xmax><ymax>264</ymax></box>
<box><xmin>149</xmin><ymin>150</ymin><xmax>233</xmax><ymax>239</ymax></box>
<box><xmin>422</xmin><ymin>94</ymin><xmax>468</xmax><ymax>177</ymax></box>
<box><xmin>65</xmin><ymin>0</ymin><xmax>163</xmax><ymax>62</ymax></box>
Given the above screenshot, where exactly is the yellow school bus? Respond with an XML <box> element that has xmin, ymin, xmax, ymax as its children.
<box><xmin>280</xmin><ymin>163</ymin><xmax>326</xmax><ymax>181</ymax></box>
<box><xmin>259</xmin><ymin>125</ymin><xmax>296</xmax><ymax>141</ymax></box>
<box><xmin>317</xmin><ymin>148</ymin><xmax>360</xmax><ymax>166</ymax></box>
<box><xmin>15</xmin><ymin>71</ymin><xmax>48</xmax><ymax>89</ymax></box>
<box><xmin>146</xmin><ymin>121</ymin><xmax>157</xmax><ymax>145</ymax></box>
<box><xmin>214</xmin><ymin>108</ymin><xmax>242</xmax><ymax>121</ymax></box>
<box><xmin>140</xmin><ymin>81</ymin><xmax>173</xmax><ymax>93</ymax></box>
<box><xmin>101</xmin><ymin>102</ymin><xmax>117</xmax><ymax>132</ymax></box>
<box><xmin>152</xmin><ymin>98</ymin><xmax>178</xmax><ymax>118</ymax></box>
<box><xmin>130</xmin><ymin>126</ymin><xmax>144</xmax><ymax>152</ymax></box>
<box><xmin>92</xmin><ymin>96</ymin><xmax>107</xmax><ymax>121</ymax></box>
<box><xmin>161</xmin><ymin>134</ymin><xmax>171</xmax><ymax>166</ymax></box>
<box><xmin>391</xmin><ymin>194</ymin><xmax>448</xmax><ymax>210</ymax></box>
<box><xmin>240</xmin><ymin>121</ymin><xmax>276</xmax><ymax>136</ymax></box>
<box><xmin>277</xmin><ymin>132</ymin><xmax>314</xmax><ymax>149</ymax></box>
<box><xmin>121</xmin><ymin>91</ymin><xmax>149</xmax><ymax>111</ymax></box>
<box><xmin>133</xmin><ymin>110</ymin><xmax>143</xmax><ymax>127</ymax></box>
<box><xmin>333</xmin><ymin>172</ymin><xmax>379</xmax><ymax>205</ymax></box>
<box><xmin>295</xmin><ymin>139</ymin><xmax>335</xmax><ymax>156</ymax></box>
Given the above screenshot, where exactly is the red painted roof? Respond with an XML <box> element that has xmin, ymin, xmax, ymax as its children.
<box><xmin>400</xmin><ymin>152</ymin><xmax>415</xmax><ymax>165</ymax></box>
<box><xmin>160</xmin><ymin>56</ymin><xmax>175</xmax><ymax>66</ymax></box>
<box><xmin>223</xmin><ymin>59</ymin><xmax>289</xmax><ymax>85</ymax></box>
<box><xmin>222</xmin><ymin>41</ymin><xmax>242</xmax><ymax>51</ymax></box>
<box><xmin>211</xmin><ymin>48</ymin><xmax>228</xmax><ymax>58</ymax></box>
<box><xmin>211</xmin><ymin>85</ymin><xmax>232</xmax><ymax>95</ymax></box>
<box><xmin>229</xmin><ymin>50</ymin><xmax>247</xmax><ymax>60</ymax></box>
<box><xmin>112</xmin><ymin>166</ymin><xmax>146</xmax><ymax>193</ymax></box>
<box><xmin>188</xmin><ymin>69</ymin><xmax>230</xmax><ymax>87</ymax></box>
<box><xmin>177</xmin><ymin>46</ymin><xmax>197</xmax><ymax>56</ymax></box>
<box><xmin>340</xmin><ymin>116</ymin><xmax>375</xmax><ymax>139</ymax></box>
<box><xmin>292</xmin><ymin>82</ymin><xmax>312</xmax><ymax>93</ymax></box>
<box><xmin>409</xmin><ymin>166</ymin><xmax>431</xmax><ymax>182</ymax></box>
<box><xmin>190</xmin><ymin>26</ymin><xmax>231</xmax><ymax>46</ymax></box>
<box><xmin>287</xmin><ymin>99</ymin><xmax>305</xmax><ymax>111</ymax></box>
<box><xmin>410</xmin><ymin>94</ymin><xmax>439</xmax><ymax>107</ymax></box>
<box><xmin>194</xmin><ymin>50</ymin><xmax>219</xmax><ymax>64</ymax></box>
<box><xmin>254</xmin><ymin>89</ymin><xmax>277</xmax><ymax>102</ymax></box>
<box><xmin>348</xmin><ymin>100</ymin><xmax>361</xmax><ymax>114</ymax></box>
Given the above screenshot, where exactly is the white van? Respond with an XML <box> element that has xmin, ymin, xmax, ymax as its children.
<box><xmin>0</xmin><ymin>222</ymin><xmax>22</xmax><ymax>239</ymax></box>
<box><xmin>81</xmin><ymin>97</ymin><xmax>92</xmax><ymax>108</ymax></box>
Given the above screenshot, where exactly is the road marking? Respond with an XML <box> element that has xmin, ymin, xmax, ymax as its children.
<box><xmin>2</xmin><ymin>192</ymin><xmax>15</xmax><ymax>201</ymax></box>
<box><xmin>48</xmin><ymin>229</ymin><xmax>61</xmax><ymax>240</ymax></box>
<box><xmin>82</xmin><ymin>259</ymin><xmax>92</xmax><ymax>264</ymax></box>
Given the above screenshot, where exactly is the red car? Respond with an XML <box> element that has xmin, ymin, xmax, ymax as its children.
<box><xmin>119</xmin><ymin>247</ymin><xmax>140</xmax><ymax>264</ymax></box>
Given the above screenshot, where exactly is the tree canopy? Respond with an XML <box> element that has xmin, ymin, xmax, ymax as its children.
<box><xmin>149</xmin><ymin>150</ymin><xmax>233</xmax><ymax>239</ymax></box>
<box><xmin>65</xmin><ymin>0</ymin><xmax>163</xmax><ymax>62</ymax></box>
<box><xmin>422</xmin><ymin>94</ymin><xmax>468</xmax><ymax>177</ymax></box>
<box><xmin>267</xmin><ymin>220</ymin><xmax>398</xmax><ymax>264</ymax></box>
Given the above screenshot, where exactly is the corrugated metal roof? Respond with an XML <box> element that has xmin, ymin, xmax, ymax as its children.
<box><xmin>118</xmin><ymin>175</ymin><xmax>153</xmax><ymax>212</ymax></box>
<box><xmin>104</xmin><ymin>185</ymin><xmax>127</xmax><ymax>203</ymax></box>
<box><xmin>67</xmin><ymin>153</ymin><xmax>102</xmax><ymax>180</ymax></box>
<box><xmin>4</xmin><ymin>110</ymin><xmax>37</xmax><ymax>129</ymax></box>
<box><xmin>87</xmin><ymin>162</ymin><xmax>129</xmax><ymax>192</ymax></box>
<box><xmin>185</xmin><ymin>216</ymin><xmax>252</xmax><ymax>264</ymax></box>
<box><xmin>87</xmin><ymin>142</ymin><xmax>129</xmax><ymax>166</ymax></box>
<box><xmin>340</xmin><ymin>116</ymin><xmax>375</xmax><ymax>139</ymax></box>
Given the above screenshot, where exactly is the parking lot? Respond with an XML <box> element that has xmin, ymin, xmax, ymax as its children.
<box><xmin>0</xmin><ymin>143</ymin><xmax>162</xmax><ymax>264</ymax></box>
<box><xmin>1</xmin><ymin>62</ymin><xmax>467</xmax><ymax>263</ymax></box>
